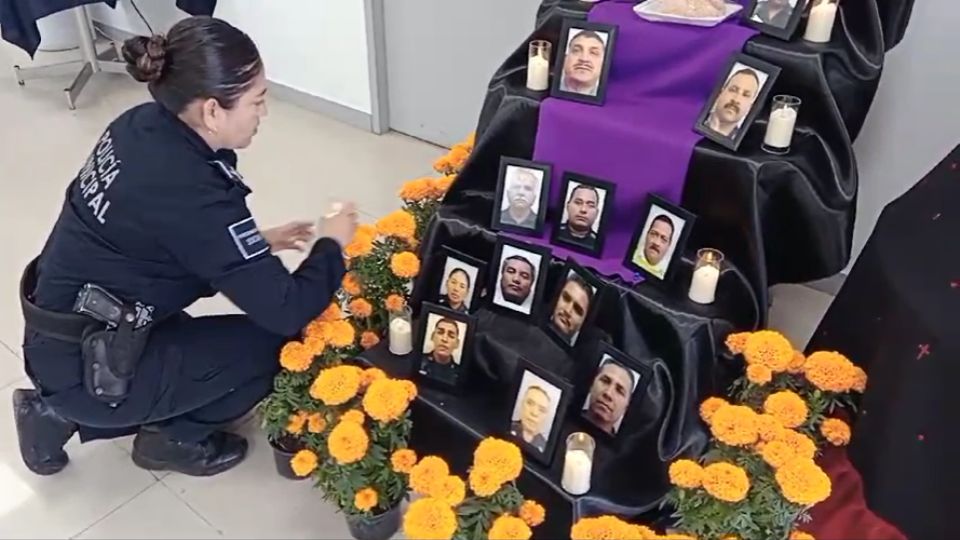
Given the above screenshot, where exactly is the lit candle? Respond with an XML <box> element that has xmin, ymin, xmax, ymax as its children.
<box><xmin>762</xmin><ymin>95</ymin><xmax>801</xmax><ymax>154</ymax></box>
<box><xmin>688</xmin><ymin>248</ymin><xmax>724</xmax><ymax>305</ymax></box>
<box><xmin>561</xmin><ymin>449</ymin><xmax>592</xmax><ymax>495</ymax></box>
<box><xmin>804</xmin><ymin>0</ymin><xmax>838</xmax><ymax>43</ymax></box>
<box><xmin>526</xmin><ymin>40</ymin><xmax>551</xmax><ymax>91</ymax></box>
<box><xmin>389</xmin><ymin>316</ymin><xmax>412</xmax><ymax>356</ymax></box>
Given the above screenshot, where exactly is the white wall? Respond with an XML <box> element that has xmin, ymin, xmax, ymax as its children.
<box><xmin>849</xmin><ymin>0</ymin><xmax>960</xmax><ymax>267</ymax></box>
<box><xmin>90</xmin><ymin>0</ymin><xmax>371</xmax><ymax>113</ymax></box>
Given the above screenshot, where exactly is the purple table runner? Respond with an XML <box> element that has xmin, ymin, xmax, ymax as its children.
<box><xmin>524</xmin><ymin>1</ymin><xmax>757</xmax><ymax>281</ymax></box>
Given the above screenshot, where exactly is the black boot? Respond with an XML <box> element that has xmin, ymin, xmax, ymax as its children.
<box><xmin>131</xmin><ymin>426</ymin><xmax>248</xmax><ymax>477</ymax></box>
<box><xmin>13</xmin><ymin>389</ymin><xmax>78</xmax><ymax>476</ymax></box>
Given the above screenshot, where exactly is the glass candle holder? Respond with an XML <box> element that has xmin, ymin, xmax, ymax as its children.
<box><xmin>688</xmin><ymin>248</ymin><xmax>724</xmax><ymax>305</ymax></box>
<box><xmin>526</xmin><ymin>40</ymin><xmax>551</xmax><ymax>92</ymax></box>
<box><xmin>803</xmin><ymin>0</ymin><xmax>839</xmax><ymax>43</ymax></box>
<box><xmin>762</xmin><ymin>95</ymin><xmax>801</xmax><ymax>155</ymax></box>
<box><xmin>561</xmin><ymin>432</ymin><xmax>595</xmax><ymax>495</ymax></box>
<box><xmin>388</xmin><ymin>306</ymin><xmax>413</xmax><ymax>356</ymax></box>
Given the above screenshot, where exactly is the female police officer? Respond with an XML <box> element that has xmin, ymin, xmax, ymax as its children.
<box><xmin>13</xmin><ymin>16</ymin><xmax>357</xmax><ymax>477</ymax></box>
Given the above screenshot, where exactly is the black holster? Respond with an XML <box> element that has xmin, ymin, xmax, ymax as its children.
<box><xmin>20</xmin><ymin>258</ymin><xmax>151</xmax><ymax>406</ymax></box>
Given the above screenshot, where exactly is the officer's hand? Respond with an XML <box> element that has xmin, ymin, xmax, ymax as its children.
<box><xmin>320</xmin><ymin>202</ymin><xmax>359</xmax><ymax>248</ymax></box>
<box><xmin>262</xmin><ymin>220</ymin><xmax>316</xmax><ymax>252</ymax></box>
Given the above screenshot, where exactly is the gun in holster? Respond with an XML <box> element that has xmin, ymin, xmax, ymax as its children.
<box><xmin>20</xmin><ymin>259</ymin><xmax>151</xmax><ymax>406</ymax></box>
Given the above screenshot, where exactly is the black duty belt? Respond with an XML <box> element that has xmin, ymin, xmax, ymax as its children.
<box><xmin>20</xmin><ymin>258</ymin><xmax>99</xmax><ymax>344</ymax></box>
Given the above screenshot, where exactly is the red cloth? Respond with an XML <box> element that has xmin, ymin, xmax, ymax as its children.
<box><xmin>805</xmin><ymin>447</ymin><xmax>906</xmax><ymax>540</ymax></box>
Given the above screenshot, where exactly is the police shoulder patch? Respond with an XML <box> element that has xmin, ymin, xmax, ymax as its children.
<box><xmin>228</xmin><ymin>217</ymin><xmax>270</xmax><ymax>260</ymax></box>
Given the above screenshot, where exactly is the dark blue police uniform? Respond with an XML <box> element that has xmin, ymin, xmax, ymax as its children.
<box><xmin>20</xmin><ymin>102</ymin><xmax>344</xmax><ymax>446</ymax></box>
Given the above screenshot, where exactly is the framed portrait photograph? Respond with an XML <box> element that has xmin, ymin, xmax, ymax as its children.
<box><xmin>415</xmin><ymin>303</ymin><xmax>476</xmax><ymax>390</ymax></box>
<box><xmin>623</xmin><ymin>194</ymin><xmax>696</xmax><ymax>283</ymax></box>
<box><xmin>435</xmin><ymin>247</ymin><xmax>486</xmax><ymax>314</ymax></box>
<box><xmin>551</xmin><ymin>173</ymin><xmax>616</xmax><ymax>257</ymax></box>
<box><xmin>744</xmin><ymin>0</ymin><xmax>806</xmax><ymax>40</ymax></box>
<box><xmin>491</xmin><ymin>157</ymin><xmax>551</xmax><ymax>236</ymax></box>
<box><xmin>488</xmin><ymin>236</ymin><xmax>551</xmax><ymax>319</ymax></box>
<box><xmin>694</xmin><ymin>53</ymin><xmax>781</xmax><ymax>152</ymax></box>
<box><xmin>550</xmin><ymin>19</ymin><xmax>618</xmax><ymax>106</ymax></box>
<box><xmin>579</xmin><ymin>344</ymin><xmax>651</xmax><ymax>440</ymax></box>
<box><xmin>508</xmin><ymin>359</ymin><xmax>573</xmax><ymax>465</ymax></box>
<box><xmin>544</xmin><ymin>258</ymin><xmax>603</xmax><ymax>350</ymax></box>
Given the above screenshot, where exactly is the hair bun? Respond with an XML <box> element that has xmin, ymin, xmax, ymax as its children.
<box><xmin>122</xmin><ymin>34</ymin><xmax>168</xmax><ymax>83</ymax></box>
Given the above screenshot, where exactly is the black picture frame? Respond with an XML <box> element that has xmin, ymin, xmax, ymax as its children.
<box><xmin>578</xmin><ymin>343</ymin><xmax>652</xmax><ymax>441</ymax></box>
<box><xmin>414</xmin><ymin>302</ymin><xmax>477</xmax><ymax>391</ymax></box>
<box><xmin>550</xmin><ymin>19</ymin><xmax>618</xmax><ymax>106</ymax></box>
<box><xmin>694</xmin><ymin>53</ymin><xmax>782</xmax><ymax>152</ymax></box>
<box><xmin>487</xmin><ymin>236</ymin><xmax>552</xmax><ymax>320</ymax></box>
<box><xmin>623</xmin><ymin>194</ymin><xmax>697</xmax><ymax>284</ymax></box>
<box><xmin>550</xmin><ymin>173</ymin><xmax>616</xmax><ymax>257</ymax></box>
<box><xmin>743</xmin><ymin>0</ymin><xmax>807</xmax><ymax>40</ymax></box>
<box><xmin>491</xmin><ymin>157</ymin><xmax>552</xmax><ymax>237</ymax></box>
<box><xmin>543</xmin><ymin>258</ymin><xmax>604</xmax><ymax>350</ymax></box>
<box><xmin>434</xmin><ymin>246</ymin><xmax>487</xmax><ymax>314</ymax></box>
<box><xmin>507</xmin><ymin>358</ymin><xmax>574</xmax><ymax>466</ymax></box>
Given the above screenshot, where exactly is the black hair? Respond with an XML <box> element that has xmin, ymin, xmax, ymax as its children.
<box><xmin>433</xmin><ymin>317</ymin><xmax>461</xmax><ymax>337</ymax></box>
<box><xmin>122</xmin><ymin>16</ymin><xmax>263</xmax><ymax>113</ymax></box>
<box><xmin>568</xmin><ymin>184</ymin><xmax>600</xmax><ymax>204</ymax></box>
<box><xmin>564</xmin><ymin>272</ymin><xmax>596</xmax><ymax>304</ymax></box>
<box><xmin>650</xmin><ymin>214</ymin><xmax>676</xmax><ymax>237</ymax></box>
<box><xmin>569</xmin><ymin>30</ymin><xmax>605</xmax><ymax>50</ymax></box>
<box><xmin>503</xmin><ymin>255</ymin><xmax>536</xmax><ymax>281</ymax></box>
<box><xmin>727</xmin><ymin>68</ymin><xmax>760</xmax><ymax>88</ymax></box>
<box><xmin>598</xmin><ymin>357</ymin><xmax>637</xmax><ymax>393</ymax></box>
<box><xmin>448</xmin><ymin>268</ymin><xmax>472</xmax><ymax>288</ymax></box>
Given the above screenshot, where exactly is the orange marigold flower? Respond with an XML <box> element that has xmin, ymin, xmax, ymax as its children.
<box><xmin>447</xmin><ymin>146</ymin><xmax>470</xmax><ymax>171</ymax></box>
<box><xmin>710</xmin><ymin>404</ymin><xmax>760</xmax><ymax>447</ymax></box>
<box><xmin>747</xmin><ymin>363</ymin><xmax>773</xmax><ymax>385</ymax></box>
<box><xmin>756</xmin><ymin>413</ymin><xmax>786</xmax><ymax>442</ymax></box>
<box><xmin>430</xmin><ymin>175</ymin><xmax>456</xmax><ymax>197</ymax></box>
<box><xmin>660</xmin><ymin>534</ymin><xmax>697</xmax><ymax>540</ymax></box>
<box><xmin>763</xmin><ymin>390</ymin><xmax>809</xmax><ymax>429</ymax></box>
<box><xmin>361</xmin><ymin>367</ymin><xmax>387</xmax><ymax>387</ymax></box>
<box><xmin>432</xmin><ymin>154</ymin><xmax>453</xmax><ymax>174</ymax></box>
<box><xmin>518</xmin><ymin>500</ymin><xmax>546</xmax><ymax>527</ymax></box>
<box><xmin>461</xmin><ymin>132</ymin><xmax>476</xmax><ymax>151</ymax></box>
<box><xmin>410</xmin><ymin>456</ymin><xmax>451</xmax><ymax>496</ymax></box>
<box><xmin>391</xmin><ymin>252</ymin><xmax>421</xmax><ymax>279</ymax></box>
<box><xmin>341</xmin><ymin>409</ymin><xmax>365</xmax><ymax>425</ymax></box>
<box><xmin>473</xmin><ymin>437</ymin><xmax>523</xmax><ymax>485</ymax></box>
<box><xmin>804</xmin><ymin>351</ymin><xmax>858</xmax><ymax>393</ymax></box>
<box><xmin>290</xmin><ymin>449</ymin><xmax>318</xmax><ymax>477</ymax></box>
<box><xmin>488</xmin><ymin>515</ymin><xmax>532</xmax><ymax>540</ymax></box>
<box><xmin>820</xmin><ymin>418</ymin><xmax>851</xmax><ymax>446</ymax></box>
<box><xmin>570</xmin><ymin>516</ymin><xmax>638</xmax><ymax>540</ymax></box>
<box><xmin>303</xmin><ymin>335</ymin><xmax>327</xmax><ymax>356</ymax></box>
<box><xmin>307</xmin><ymin>412</ymin><xmax>327</xmax><ymax>434</ymax></box>
<box><xmin>787</xmin><ymin>350</ymin><xmax>807</xmax><ymax>374</ymax></box>
<box><xmin>279</xmin><ymin>341</ymin><xmax>312</xmax><ymax>372</ymax></box>
<box><xmin>701</xmin><ymin>462</ymin><xmax>751</xmax><ymax>503</ymax></box>
<box><xmin>349</xmin><ymin>298</ymin><xmax>374</xmax><ymax>319</ymax></box>
<box><xmin>790</xmin><ymin>531</ymin><xmax>816</xmax><ymax>540</ymax></box>
<box><xmin>354</xmin><ymin>487</ymin><xmax>378</xmax><ymax>512</ymax></box>
<box><xmin>355</xmin><ymin>223</ymin><xmax>377</xmax><ymax>240</ymax></box>
<box><xmin>851</xmin><ymin>366</ymin><xmax>868</xmax><ymax>393</ymax></box>
<box><xmin>317</xmin><ymin>303</ymin><xmax>341</xmax><ymax>322</ymax></box>
<box><xmin>744</xmin><ymin>330</ymin><xmax>794</xmax><ymax>372</ymax></box>
<box><xmin>363</xmin><ymin>378</ymin><xmax>413</xmax><ymax>423</ymax></box>
<box><xmin>342</xmin><ymin>272</ymin><xmax>362</xmax><ymax>296</ymax></box>
<box><xmin>376</xmin><ymin>210</ymin><xmax>417</xmax><ymax>241</ymax></box>
<box><xmin>398</xmin><ymin>177</ymin><xmax>434</xmax><ymax>202</ymax></box>
<box><xmin>327</xmin><ymin>320</ymin><xmax>356</xmax><ymax>348</ymax></box>
<box><xmin>468</xmin><ymin>465</ymin><xmax>503</xmax><ymax>497</ymax></box>
<box><xmin>699</xmin><ymin>397</ymin><xmax>729</xmax><ymax>424</ymax></box>
<box><xmin>760</xmin><ymin>439</ymin><xmax>797</xmax><ymax>469</ymax></box>
<box><xmin>626</xmin><ymin>525</ymin><xmax>657</xmax><ymax>539</ymax></box>
<box><xmin>391</xmin><ymin>448</ymin><xmax>418</xmax><ymax>474</ymax></box>
<box><xmin>385</xmin><ymin>294</ymin><xmax>407</xmax><ymax>313</ymax></box>
<box><xmin>725</xmin><ymin>331</ymin><xmax>751</xmax><ymax>354</ymax></box>
<box><xmin>286</xmin><ymin>411</ymin><xmax>308</xmax><ymax>434</ymax></box>
<box><xmin>402</xmin><ymin>498</ymin><xmax>458</xmax><ymax>540</ymax></box>
<box><xmin>309</xmin><ymin>365</ymin><xmax>363</xmax><ymax>405</ymax></box>
<box><xmin>344</xmin><ymin>237</ymin><xmax>374</xmax><ymax>258</ymax></box>
<box><xmin>775</xmin><ymin>458</ymin><xmax>832</xmax><ymax>506</ymax></box>
<box><xmin>776</xmin><ymin>429</ymin><xmax>817</xmax><ymax>461</ymax></box>
<box><xmin>434</xmin><ymin>475</ymin><xmax>466</xmax><ymax>507</ymax></box>
<box><xmin>327</xmin><ymin>420</ymin><xmax>369</xmax><ymax>465</ymax></box>
<box><xmin>400</xmin><ymin>379</ymin><xmax>418</xmax><ymax>400</ymax></box>
<box><xmin>360</xmin><ymin>331</ymin><xmax>381</xmax><ymax>350</ymax></box>
<box><xmin>668</xmin><ymin>459</ymin><xmax>704</xmax><ymax>489</ymax></box>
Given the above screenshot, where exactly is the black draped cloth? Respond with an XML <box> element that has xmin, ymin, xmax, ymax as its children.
<box><xmin>805</xmin><ymin>144</ymin><xmax>960</xmax><ymax>540</ymax></box>
<box><xmin>0</xmin><ymin>0</ymin><xmax>217</xmax><ymax>58</ymax></box>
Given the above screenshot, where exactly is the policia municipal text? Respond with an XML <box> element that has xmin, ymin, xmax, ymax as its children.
<box><xmin>14</xmin><ymin>17</ymin><xmax>358</xmax><ymax>477</ymax></box>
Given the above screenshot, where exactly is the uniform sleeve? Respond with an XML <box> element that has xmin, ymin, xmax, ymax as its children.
<box><xmin>152</xmin><ymin>183</ymin><xmax>345</xmax><ymax>337</ymax></box>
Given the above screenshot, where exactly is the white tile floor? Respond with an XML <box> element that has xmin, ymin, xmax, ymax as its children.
<box><xmin>0</xmin><ymin>41</ymin><xmax>835</xmax><ymax>538</ymax></box>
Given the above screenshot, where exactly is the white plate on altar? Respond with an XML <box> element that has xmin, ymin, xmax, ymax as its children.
<box><xmin>633</xmin><ymin>0</ymin><xmax>743</xmax><ymax>28</ymax></box>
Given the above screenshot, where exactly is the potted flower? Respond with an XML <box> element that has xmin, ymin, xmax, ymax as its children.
<box><xmin>399</xmin><ymin>437</ymin><xmax>547</xmax><ymax>540</ymax></box>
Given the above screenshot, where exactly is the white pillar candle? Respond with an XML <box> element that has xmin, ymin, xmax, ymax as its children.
<box><xmin>526</xmin><ymin>53</ymin><xmax>550</xmax><ymax>91</ymax></box>
<box><xmin>763</xmin><ymin>107</ymin><xmax>798</xmax><ymax>149</ymax></box>
<box><xmin>688</xmin><ymin>264</ymin><xmax>721</xmax><ymax>305</ymax></box>
<box><xmin>561</xmin><ymin>449</ymin><xmax>593</xmax><ymax>495</ymax></box>
<box><xmin>388</xmin><ymin>318</ymin><xmax>413</xmax><ymax>355</ymax></box>
<box><xmin>804</xmin><ymin>2</ymin><xmax>838</xmax><ymax>43</ymax></box>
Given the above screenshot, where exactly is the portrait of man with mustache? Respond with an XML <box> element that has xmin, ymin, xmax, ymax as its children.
<box><xmin>631</xmin><ymin>213</ymin><xmax>676</xmax><ymax>280</ymax></box>
<box><xmin>703</xmin><ymin>66</ymin><xmax>762</xmax><ymax>139</ymax></box>
<box><xmin>559</xmin><ymin>29</ymin><xmax>608</xmax><ymax>97</ymax></box>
